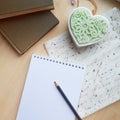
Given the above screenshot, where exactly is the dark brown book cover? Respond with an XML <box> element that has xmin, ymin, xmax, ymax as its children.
<box><xmin>0</xmin><ymin>11</ymin><xmax>59</xmax><ymax>54</ymax></box>
<box><xmin>0</xmin><ymin>0</ymin><xmax>54</xmax><ymax>19</ymax></box>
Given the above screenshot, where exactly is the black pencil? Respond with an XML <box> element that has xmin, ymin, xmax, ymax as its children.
<box><xmin>54</xmin><ymin>81</ymin><xmax>82</xmax><ymax>120</ymax></box>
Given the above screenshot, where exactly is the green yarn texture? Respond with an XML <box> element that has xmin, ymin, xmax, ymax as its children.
<box><xmin>70</xmin><ymin>9</ymin><xmax>108</xmax><ymax>44</ymax></box>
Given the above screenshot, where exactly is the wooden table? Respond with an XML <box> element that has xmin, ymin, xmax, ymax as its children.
<box><xmin>0</xmin><ymin>0</ymin><xmax>120</xmax><ymax>120</ymax></box>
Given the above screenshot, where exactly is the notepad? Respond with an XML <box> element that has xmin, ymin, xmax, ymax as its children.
<box><xmin>16</xmin><ymin>54</ymin><xmax>86</xmax><ymax>120</ymax></box>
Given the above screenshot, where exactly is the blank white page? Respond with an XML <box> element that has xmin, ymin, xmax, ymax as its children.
<box><xmin>16</xmin><ymin>54</ymin><xmax>86</xmax><ymax>120</ymax></box>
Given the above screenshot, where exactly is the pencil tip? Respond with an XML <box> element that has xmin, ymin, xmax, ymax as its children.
<box><xmin>54</xmin><ymin>81</ymin><xmax>59</xmax><ymax>87</ymax></box>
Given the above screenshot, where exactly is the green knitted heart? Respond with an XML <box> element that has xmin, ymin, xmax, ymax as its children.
<box><xmin>69</xmin><ymin>7</ymin><xmax>109</xmax><ymax>45</ymax></box>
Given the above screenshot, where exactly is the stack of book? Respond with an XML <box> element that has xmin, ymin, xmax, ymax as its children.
<box><xmin>0</xmin><ymin>0</ymin><xmax>59</xmax><ymax>54</ymax></box>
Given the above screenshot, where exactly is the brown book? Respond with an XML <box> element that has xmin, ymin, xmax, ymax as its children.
<box><xmin>0</xmin><ymin>0</ymin><xmax>54</xmax><ymax>19</ymax></box>
<box><xmin>0</xmin><ymin>11</ymin><xmax>59</xmax><ymax>54</ymax></box>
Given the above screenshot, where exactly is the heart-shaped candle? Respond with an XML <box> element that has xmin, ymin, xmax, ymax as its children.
<box><xmin>68</xmin><ymin>7</ymin><xmax>109</xmax><ymax>47</ymax></box>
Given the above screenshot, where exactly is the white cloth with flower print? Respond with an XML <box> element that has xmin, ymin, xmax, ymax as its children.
<box><xmin>45</xmin><ymin>8</ymin><xmax>120</xmax><ymax>118</ymax></box>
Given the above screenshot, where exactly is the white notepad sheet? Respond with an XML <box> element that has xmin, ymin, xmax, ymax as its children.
<box><xmin>16</xmin><ymin>54</ymin><xmax>86</xmax><ymax>120</ymax></box>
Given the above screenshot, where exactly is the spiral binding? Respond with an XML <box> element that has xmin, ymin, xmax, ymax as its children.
<box><xmin>33</xmin><ymin>55</ymin><xmax>84</xmax><ymax>70</ymax></box>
